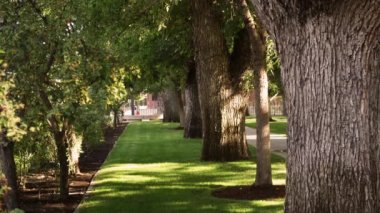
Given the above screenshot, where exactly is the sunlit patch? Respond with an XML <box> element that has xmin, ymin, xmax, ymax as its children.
<box><xmin>78</xmin><ymin>121</ymin><xmax>286</xmax><ymax>213</ymax></box>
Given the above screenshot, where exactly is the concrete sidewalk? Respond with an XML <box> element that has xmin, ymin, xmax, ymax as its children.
<box><xmin>245</xmin><ymin>126</ymin><xmax>287</xmax><ymax>159</ymax></box>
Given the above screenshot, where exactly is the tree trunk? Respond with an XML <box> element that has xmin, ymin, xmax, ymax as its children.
<box><xmin>253</xmin><ymin>67</ymin><xmax>272</xmax><ymax>186</ymax></box>
<box><xmin>237</xmin><ymin>0</ymin><xmax>272</xmax><ymax>186</ymax></box>
<box><xmin>177</xmin><ymin>90</ymin><xmax>186</xmax><ymax>128</ymax></box>
<box><xmin>131</xmin><ymin>98</ymin><xmax>135</xmax><ymax>116</ymax></box>
<box><xmin>54</xmin><ymin>132</ymin><xmax>69</xmax><ymax>200</ymax></box>
<box><xmin>162</xmin><ymin>89</ymin><xmax>180</xmax><ymax>123</ymax></box>
<box><xmin>67</xmin><ymin>129</ymin><xmax>81</xmax><ymax>175</ymax></box>
<box><xmin>282</xmin><ymin>93</ymin><xmax>287</xmax><ymax>116</ymax></box>
<box><xmin>191</xmin><ymin>0</ymin><xmax>250</xmax><ymax>161</ymax></box>
<box><xmin>268</xmin><ymin>100</ymin><xmax>273</xmax><ymax>121</ymax></box>
<box><xmin>0</xmin><ymin>133</ymin><xmax>18</xmax><ymax>210</ymax></box>
<box><xmin>250</xmin><ymin>0</ymin><xmax>380</xmax><ymax>211</ymax></box>
<box><xmin>113</xmin><ymin>109</ymin><xmax>118</xmax><ymax>128</ymax></box>
<box><xmin>184</xmin><ymin>60</ymin><xmax>202</xmax><ymax>138</ymax></box>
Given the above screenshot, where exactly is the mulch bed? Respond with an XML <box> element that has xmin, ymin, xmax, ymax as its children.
<box><xmin>212</xmin><ymin>185</ymin><xmax>285</xmax><ymax>200</ymax></box>
<box><xmin>18</xmin><ymin>124</ymin><xmax>127</xmax><ymax>213</ymax></box>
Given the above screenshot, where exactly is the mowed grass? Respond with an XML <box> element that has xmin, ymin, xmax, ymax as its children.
<box><xmin>246</xmin><ymin>116</ymin><xmax>288</xmax><ymax>135</ymax></box>
<box><xmin>78</xmin><ymin>121</ymin><xmax>286</xmax><ymax>213</ymax></box>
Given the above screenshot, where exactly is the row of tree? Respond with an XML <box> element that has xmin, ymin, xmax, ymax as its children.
<box><xmin>157</xmin><ymin>0</ymin><xmax>277</xmax><ymax>184</ymax></box>
<box><xmin>115</xmin><ymin>0</ymin><xmax>279</xmax><ymax>189</ymax></box>
<box><xmin>132</xmin><ymin>0</ymin><xmax>380</xmax><ymax>211</ymax></box>
<box><xmin>2</xmin><ymin>0</ymin><xmax>378</xmax><ymax>212</ymax></box>
<box><xmin>0</xmin><ymin>0</ymin><xmax>130</xmax><ymax>210</ymax></box>
<box><xmin>1</xmin><ymin>0</ymin><xmax>282</xmax><ymax>210</ymax></box>
<box><xmin>0</xmin><ymin>0</ymin><xmax>286</xmax><ymax>211</ymax></box>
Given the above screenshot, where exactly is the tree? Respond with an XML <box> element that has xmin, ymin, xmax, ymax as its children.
<box><xmin>162</xmin><ymin>88</ymin><xmax>181</xmax><ymax>123</ymax></box>
<box><xmin>85</xmin><ymin>0</ymin><xmax>204</xmax><ymax>134</ymax></box>
<box><xmin>0</xmin><ymin>128</ymin><xmax>18</xmax><ymax>211</ymax></box>
<box><xmin>184</xmin><ymin>60</ymin><xmax>202</xmax><ymax>138</ymax></box>
<box><xmin>0</xmin><ymin>55</ymin><xmax>25</xmax><ymax>210</ymax></box>
<box><xmin>1</xmin><ymin>0</ymin><xmax>129</xmax><ymax>201</ymax></box>
<box><xmin>0</xmin><ymin>0</ymin><xmax>82</xmax><ymax>200</ymax></box>
<box><xmin>250</xmin><ymin>0</ymin><xmax>380</xmax><ymax>211</ymax></box>
<box><xmin>237</xmin><ymin>0</ymin><xmax>272</xmax><ymax>186</ymax></box>
<box><xmin>110</xmin><ymin>0</ymin><xmax>191</xmax><ymax>128</ymax></box>
<box><xmin>106</xmin><ymin>67</ymin><xmax>128</xmax><ymax>128</ymax></box>
<box><xmin>191</xmin><ymin>0</ymin><xmax>252</xmax><ymax>161</ymax></box>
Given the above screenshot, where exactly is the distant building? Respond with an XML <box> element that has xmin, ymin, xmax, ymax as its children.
<box><xmin>146</xmin><ymin>93</ymin><xmax>161</xmax><ymax>109</ymax></box>
<box><xmin>121</xmin><ymin>93</ymin><xmax>163</xmax><ymax>116</ymax></box>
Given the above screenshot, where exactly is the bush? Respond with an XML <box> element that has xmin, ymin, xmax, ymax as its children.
<box><xmin>14</xmin><ymin>129</ymin><xmax>56</xmax><ymax>185</ymax></box>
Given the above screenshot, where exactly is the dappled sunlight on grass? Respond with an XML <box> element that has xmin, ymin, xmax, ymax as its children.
<box><xmin>79</xmin><ymin>121</ymin><xmax>286</xmax><ymax>213</ymax></box>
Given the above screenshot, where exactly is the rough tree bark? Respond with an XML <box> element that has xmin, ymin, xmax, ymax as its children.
<box><xmin>67</xmin><ymin>128</ymin><xmax>81</xmax><ymax>175</ymax></box>
<box><xmin>39</xmin><ymin>89</ymin><xmax>71</xmax><ymax>201</ymax></box>
<box><xmin>0</xmin><ymin>132</ymin><xmax>18</xmax><ymax>210</ymax></box>
<box><xmin>184</xmin><ymin>60</ymin><xmax>202</xmax><ymax>138</ymax></box>
<box><xmin>177</xmin><ymin>90</ymin><xmax>186</xmax><ymax>128</ymax></box>
<box><xmin>253</xmin><ymin>66</ymin><xmax>272</xmax><ymax>185</ymax></box>
<box><xmin>162</xmin><ymin>89</ymin><xmax>181</xmax><ymax>123</ymax></box>
<box><xmin>54</xmin><ymin>131</ymin><xmax>69</xmax><ymax>200</ymax></box>
<box><xmin>237</xmin><ymin>0</ymin><xmax>272</xmax><ymax>186</ymax></box>
<box><xmin>191</xmin><ymin>0</ymin><xmax>251</xmax><ymax>161</ymax></box>
<box><xmin>250</xmin><ymin>0</ymin><xmax>380</xmax><ymax>212</ymax></box>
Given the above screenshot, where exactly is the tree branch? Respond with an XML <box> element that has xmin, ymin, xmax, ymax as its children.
<box><xmin>113</xmin><ymin>0</ymin><xmax>161</xmax><ymax>41</ymax></box>
<box><xmin>26</xmin><ymin>0</ymin><xmax>48</xmax><ymax>26</ymax></box>
<box><xmin>37</xmin><ymin>41</ymin><xmax>60</xmax><ymax>133</ymax></box>
<box><xmin>229</xmin><ymin>28</ymin><xmax>252</xmax><ymax>83</ymax></box>
<box><xmin>270</xmin><ymin>92</ymin><xmax>279</xmax><ymax>101</ymax></box>
<box><xmin>229</xmin><ymin>0</ymin><xmax>267</xmax><ymax>87</ymax></box>
<box><xmin>236</xmin><ymin>0</ymin><xmax>267</xmax><ymax>72</ymax></box>
<box><xmin>38</xmin><ymin>88</ymin><xmax>60</xmax><ymax>133</ymax></box>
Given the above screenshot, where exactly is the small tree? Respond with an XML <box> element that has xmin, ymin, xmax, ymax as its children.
<box><xmin>184</xmin><ymin>60</ymin><xmax>202</xmax><ymax>138</ymax></box>
<box><xmin>236</xmin><ymin>0</ymin><xmax>272</xmax><ymax>186</ymax></box>
<box><xmin>0</xmin><ymin>54</ymin><xmax>25</xmax><ymax>210</ymax></box>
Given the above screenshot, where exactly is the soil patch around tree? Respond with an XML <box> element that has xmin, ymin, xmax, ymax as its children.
<box><xmin>19</xmin><ymin>123</ymin><xmax>127</xmax><ymax>213</ymax></box>
<box><xmin>212</xmin><ymin>185</ymin><xmax>285</xmax><ymax>200</ymax></box>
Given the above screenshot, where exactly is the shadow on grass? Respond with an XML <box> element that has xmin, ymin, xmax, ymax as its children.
<box><xmin>82</xmin><ymin>163</ymin><xmax>284</xmax><ymax>213</ymax></box>
<box><xmin>79</xmin><ymin>121</ymin><xmax>285</xmax><ymax>213</ymax></box>
<box><xmin>212</xmin><ymin>185</ymin><xmax>285</xmax><ymax>200</ymax></box>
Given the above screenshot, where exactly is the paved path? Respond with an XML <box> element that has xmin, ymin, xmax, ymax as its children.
<box><xmin>245</xmin><ymin>126</ymin><xmax>287</xmax><ymax>159</ymax></box>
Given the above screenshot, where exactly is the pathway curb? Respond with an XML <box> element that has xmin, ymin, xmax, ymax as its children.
<box><xmin>245</xmin><ymin>126</ymin><xmax>287</xmax><ymax>159</ymax></box>
<box><xmin>74</xmin><ymin>125</ymin><xmax>128</xmax><ymax>213</ymax></box>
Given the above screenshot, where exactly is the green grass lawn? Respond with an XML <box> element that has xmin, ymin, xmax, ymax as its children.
<box><xmin>78</xmin><ymin>122</ymin><xmax>286</xmax><ymax>213</ymax></box>
<box><xmin>246</xmin><ymin>116</ymin><xmax>287</xmax><ymax>135</ymax></box>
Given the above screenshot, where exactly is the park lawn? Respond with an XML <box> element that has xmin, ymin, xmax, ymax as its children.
<box><xmin>78</xmin><ymin>121</ymin><xmax>286</xmax><ymax>213</ymax></box>
<box><xmin>246</xmin><ymin>116</ymin><xmax>287</xmax><ymax>135</ymax></box>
